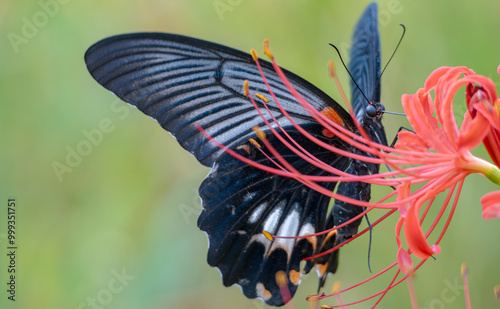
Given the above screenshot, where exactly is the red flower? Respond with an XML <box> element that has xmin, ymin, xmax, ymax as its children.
<box><xmin>481</xmin><ymin>191</ymin><xmax>500</xmax><ymax>219</ymax></box>
<box><xmin>394</xmin><ymin>66</ymin><xmax>500</xmax><ymax>253</ymax></box>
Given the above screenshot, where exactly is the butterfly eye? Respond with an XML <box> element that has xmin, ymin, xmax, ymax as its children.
<box><xmin>365</xmin><ymin>104</ymin><xmax>378</xmax><ymax>118</ymax></box>
<box><xmin>366</xmin><ymin>103</ymin><xmax>385</xmax><ymax>119</ymax></box>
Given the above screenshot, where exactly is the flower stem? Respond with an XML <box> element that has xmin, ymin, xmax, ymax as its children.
<box><xmin>457</xmin><ymin>156</ymin><xmax>500</xmax><ymax>185</ymax></box>
<box><xmin>406</xmin><ymin>272</ymin><xmax>419</xmax><ymax>309</ymax></box>
<box><xmin>462</xmin><ymin>264</ymin><xmax>472</xmax><ymax>309</ymax></box>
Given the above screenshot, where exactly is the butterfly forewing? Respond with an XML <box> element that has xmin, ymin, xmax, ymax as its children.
<box><xmin>85</xmin><ymin>33</ymin><xmax>353</xmax><ymax>166</ymax></box>
<box><xmin>349</xmin><ymin>2</ymin><xmax>381</xmax><ymax>122</ymax></box>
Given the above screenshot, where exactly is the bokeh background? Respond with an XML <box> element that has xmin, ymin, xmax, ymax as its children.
<box><xmin>1</xmin><ymin>0</ymin><xmax>500</xmax><ymax>308</ymax></box>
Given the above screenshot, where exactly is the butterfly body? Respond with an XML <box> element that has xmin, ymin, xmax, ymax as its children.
<box><xmin>85</xmin><ymin>2</ymin><xmax>385</xmax><ymax>306</ymax></box>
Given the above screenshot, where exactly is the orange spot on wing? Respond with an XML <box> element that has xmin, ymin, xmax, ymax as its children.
<box><xmin>315</xmin><ymin>263</ymin><xmax>328</xmax><ymax>277</ymax></box>
<box><xmin>289</xmin><ymin>269</ymin><xmax>301</xmax><ymax>285</ymax></box>
<box><xmin>323</xmin><ymin>230</ymin><xmax>337</xmax><ymax>244</ymax></box>
<box><xmin>256</xmin><ymin>282</ymin><xmax>272</xmax><ymax>300</ymax></box>
<box><xmin>321</xmin><ymin>106</ymin><xmax>345</xmax><ymax>138</ymax></box>
<box><xmin>305</xmin><ymin>234</ymin><xmax>317</xmax><ymax>251</ymax></box>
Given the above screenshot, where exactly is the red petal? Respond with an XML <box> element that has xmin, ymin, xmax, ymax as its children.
<box><xmin>395</xmin><ymin>131</ymin><xmax>429</xmax><ymax>152</ymax></box>
<box><xmin>458</xmin><ymin>112</ymin><xmax>490</xmax><ymax>150</ymax></box>
<box><xmin>404</xmin><ymin>90</ymin><xmax>454</xmax><ymax>154</ymax></box>
<box><xmin>396</xmin><ymin>182</ymin><xmax>412</xmax><ymax>218</ymax></box>
<box><xmin>424</xmin><ymin>67</ymin><xmax>453</xmax><ymax>91</ymax></box>
<box><xmin>483</xmin><ymin>130</ymin><xmax>500</xmax><ymax>167</ymax></box>
<box><xmin>475</xmin><ymin>99</ymin><xmax>500</xmax><ymax>130</ymax></box>
<box><xmin>397</xmin><ymin>248</ymin><xmax>413</xmax><ymax>274</ymax></box>
<box><xmin>481</xmin><ymin>191</ymin><xmax>500</xmax><ymax>219</ymax></box>
<box><xmin>404</xmin><ymin>204</ymin><xmax>441</xmax><ymax>259</ymax></box>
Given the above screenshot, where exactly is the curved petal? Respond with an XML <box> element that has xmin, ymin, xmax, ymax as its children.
<box><xmin>395</xmin><ymin>131</ymin><xmax>429</xmax><ymax>152</ymax></box>
<box><xmin>404</xmin><ymin>204</ymin><xmax>441</xmax><ymax>259</ymax></box>
<box><xmin>481</xmin><ymin>191</ymin><xmax>500</xmax><ymax>219</ymax></box>
<box><xmin>397</xmin><ymin>248</ymin><xmax>413</xmax><ymax>274</ymax></box>
<box><xmin>474</xmin><ymin>99</ymin><xmax>500</xmax><ymax>130</ymax></box>
<box><xmin>396</xmin><ymin>182</ymin><xmax>412</xmax><ymax>217</ymax></box>
<box><xmin>483</xmin><ymin>130</ymin><xmax>500</xmax><ymax>167</ymax></box>
<box><xmin>395</xmin><ymin>217</ymin><xmax>413</xmax><ymax>273</ymax></box>
<box><xmin>402</xmin><ymin>91</ymin><xmax>453</xmax><ymax>154</ymax></box>
<box><xmin>458</xmin><ymin>112</ymin><xmax>490</xmax><ymax>150</ymax></box>
<box><xmin>424</xmin><ymin>67</ymin><xmax>454</xmax><ymax>91</ymax></box>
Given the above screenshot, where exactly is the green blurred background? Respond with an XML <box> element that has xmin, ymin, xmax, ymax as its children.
<box><xmin>1</xmin><ymin>0</ymin><xmax>500</xmax><ymax>308</ymax></box>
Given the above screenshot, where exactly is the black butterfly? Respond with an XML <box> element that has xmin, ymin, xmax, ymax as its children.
<box><xmin>85</xmin><ymin>2</ymin><xmax>386</xmax><ymax>306</ymax></box>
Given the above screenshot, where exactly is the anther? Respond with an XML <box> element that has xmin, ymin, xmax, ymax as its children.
<box><xmin>255</xmin><ymin>93</ymin><xmax>269</xmax><ymax>103</ymax></box>
<box><xmin>262</xmin><ymin>230</ymin><xmax>273</xmax><ymax>241</ymax></box>
<box><xmin>328</xmin><ymin>60</ymin><xmax>336</xmax><ymax>78</ymax></box>
<box><xmin>275</xmin><ymin>271</ymin><xmax>288</xmax><ymax>287</ymax></box>
<box><xmin>250</xmin><ymin>49</ymin><xmax>258</xmax><ymax>61</ymax></box>
<box><xmin>249</xmin><ymin>138</ymin><xmax>261</xmax><ymax>148</ymax></box>
<box><xmin>243</xmin><ymin>80</ymin><xmax>249</xmax><ymax>96</ymax></box>
<box><xmin>252</xmin><ymin>126</ymin><xmax>266</xmax><ymax>140</ymax></box>
<box><xmin>263</xmin><ymin>39</ymin><xmax>273</xmax><ymax>60</ymax></box>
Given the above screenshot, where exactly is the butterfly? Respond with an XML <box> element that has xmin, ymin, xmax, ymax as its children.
<box><xmin>85</xmin><ymin>2</ymin><xmax>387</xmax><ymax>306</ymax></box>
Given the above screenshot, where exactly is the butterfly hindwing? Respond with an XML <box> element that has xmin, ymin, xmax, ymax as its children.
<box><xmin>84</xmin><ymin>33</ymin><xmax>353</xmax><ymax>166</ymax></box>
<box><xmin>198</xmin><ymin>124</ymin><xmax>351</xmax><ymax>306</ymax></box>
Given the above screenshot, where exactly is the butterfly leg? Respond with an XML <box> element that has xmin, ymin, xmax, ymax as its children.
<box><xmin>389</xmin><ymin>126</ymin><xmax>414</xmax><ymax>148</ymax></box>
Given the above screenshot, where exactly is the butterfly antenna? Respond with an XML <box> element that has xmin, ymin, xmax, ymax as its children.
<box><xmin>329</xmin><ymin>43</ymin><xmax>371</xmax><ymax>104</ymax></box>
<box><xmin>372</xmin><ymin>24</ymin><xmax>406</xmax><ymax>102</ymax></box>
<box><xmin>383</xmin><ymin>110</ymin><xmax>406</xmax><ymax>116</ymax></box>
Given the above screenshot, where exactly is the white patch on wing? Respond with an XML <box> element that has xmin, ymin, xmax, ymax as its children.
<box><xmin>298</xmin><ymin>223</ymin><xmax>315</xmax><ymax>236</ymax></box>
<box><xmin>247</xmin><ymin>201</ymin><xmax>284</xmax><ymax>250</ymax></box>
<box><xmin>269</xmin><ymin>203</ymin><xmax>301</xmax><ymax>261</ymax></box>
<box><xmin>249</xmin><ymin>233</ymin><xmax>272</xmax><ymax>251</ymax></box>
<box><xmin>210</xmin><ymin>162</ymin><xmax>219</xmax><ymax>174</ymax></box>
<box><xmin>248</xmin><ymin>202</ymin><xmax>267</xmax><ymax>224</ymax></box>
<box><xmin>262</xmin><ymin>202</ymin><xmax>284</xmax><ymax>232</ymax></box>
<box><xmin>243</xmin><ymin>191</ymin><xmax>257</xmax><ymax>203</ymax></box>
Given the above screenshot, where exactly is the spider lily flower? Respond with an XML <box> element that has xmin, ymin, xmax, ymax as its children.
<box><xmin>198</xmin><ymin>40</ymin><xmax>500</xmax><ymax>307</ymax></box>
<box><xmin>391</xmin><ymin>66</ymin><xmax>500</xmax><ymax>262</ymax></box>
<box><xmin>304</xmin><ymin>65</ymin><xmax>500</xmax><ymax>307</ymax></box>
<box><xmin>465</xmin><ymin>67</ymin><xmax>500</xmax><ymax>219</ymax></box>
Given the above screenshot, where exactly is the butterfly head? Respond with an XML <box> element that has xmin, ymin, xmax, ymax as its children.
<box><xmin>365</xmin><ymin>102</ymin><xmax>385</xmax><ymax>120</ymax></box>
<box><xmin>361</xmin><ymin>101</ymin><xmax>388</xmax><ymax>147</ymax></box>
